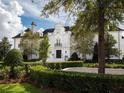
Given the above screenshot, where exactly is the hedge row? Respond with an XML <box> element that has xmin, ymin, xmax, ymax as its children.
<box><xmin>82</xmin><ymin>63</ymin><xmax>124</xmax><ymax>69</ymax></box>
<box><xmin>46</xmin><ymin>61</ymin><xmax>83</xmax><ymax>69</ymax></box>
<box><xmin>30</xmin><ymin>66</ymin><xmax>124</xmax><ymax>93</ymax></box>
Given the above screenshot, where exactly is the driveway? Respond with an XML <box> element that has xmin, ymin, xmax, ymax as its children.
<box><xmin>62</xmin><ymin>67</ymin><xmax>124</xmax><ymax>75</ymax></box>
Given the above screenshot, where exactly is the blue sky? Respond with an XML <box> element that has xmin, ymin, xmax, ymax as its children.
<box><xmin>17</xmin><ymin>0</ymin><xmax>72</xmax><ymax>30</ymax></box>
<box><xmin>0</xmin><ymin>0</ymin><xmax>73</xmax><ymax>40</ymax></box>
<box><xmin>21</xmin><ymin>16</ymin><xmax>56</xmax><ymax>29</ymax></box>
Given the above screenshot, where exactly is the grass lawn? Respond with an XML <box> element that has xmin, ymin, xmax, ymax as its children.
<box><xmin>0</xmin><ymin>83</ymin><xmax>48</xmax><ymax>93</ymax></box>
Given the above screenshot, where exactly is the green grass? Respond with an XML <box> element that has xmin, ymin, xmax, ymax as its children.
<box><xmin>0</xmin><ymin>83</ymin><xmax>48</xmax><ymax>93</ymax></box>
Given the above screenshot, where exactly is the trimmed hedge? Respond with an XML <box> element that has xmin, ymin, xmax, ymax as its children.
<box><xmin>46</xmin><ymin>61</ymin><xmax>83</xmax><ymax>69</ymax></box>
<box><xmin>23</xmin><ymin>61</ymin><xmax>42</xmax><ymax>66</ymax></box>
<box><xmin>30</xmin><ymin>66</ymin><xmax>124</xmax><ymax>93</ymax></box>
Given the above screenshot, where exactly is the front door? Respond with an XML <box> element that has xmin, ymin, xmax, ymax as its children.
<box><xmin>56</xmin><ymin>50</ymin><xmax>62</xmax><ymax>58</ymax></box>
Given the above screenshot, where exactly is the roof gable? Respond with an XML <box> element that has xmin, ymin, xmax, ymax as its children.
<box><xmin>43</xmin><ymin>26</ymin><xmax>70</xmax><ymax>35</ymax></box>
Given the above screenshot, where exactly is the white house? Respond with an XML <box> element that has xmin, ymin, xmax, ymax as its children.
<box><xmin>13</xmin><ymin>22</ymin><xmax>124</xmax><ymax>61</ymax></box>
<box><xmin>43</xmin><ymin>24</ymin><xmax>71</xmax><ymax>62</ymax></box>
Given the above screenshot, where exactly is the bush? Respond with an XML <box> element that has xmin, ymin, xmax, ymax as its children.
<box><xmin>30</xmin><ymin>66</ymin><xmax>124</xmax><ymax>93</ymax></box>
<box><xmin>0</xmin><ymin>66</ymin><xmax>9</xmax><ymax>80</ymax></box>
<box><xmin>68</xmin><ymin>52</ymin><xmax>80</xmax><ymax>61</ymax></box>
<box><xmin>46</xmin><ymin>61</ymin><xmax>83</xmax><ymax>69</ymax></box>
<box><xmin>4</xmin><ymin>49</ymin><xmax>23</xmax><ymax>78</ymax></box>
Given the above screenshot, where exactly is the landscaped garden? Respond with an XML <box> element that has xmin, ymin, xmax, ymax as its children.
<box><xmin>1</xmin><ymin>0</ymin><xmax>124</xmax><ymax>93</ymax></box>
<box><xmin>1</xmin><ymin>59</ymin><xmax>124</xmax><ymax>93</ymax></box>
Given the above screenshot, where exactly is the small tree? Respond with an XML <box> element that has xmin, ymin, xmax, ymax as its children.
<box><xmin>92</xmin><ymin>33</ymin><xmax>120</xmax><ymax>61</ymax></box>
<box><xmin>4</xmin><ymin>49</ymin><xmax>23</xmax><ymax>78</ymax></box>
<box><xmin>0</xmin><ymin>37</ymin><xmax>11</xmax><ymax>60</ymax></box>
<box><xmin>19</xmin><ymin>29</ymin><xmax>40</xmax><ymax>60</ymax></box>
<box><xmin>73</xmin><ymin>31</ymin><xmax>94</xmax><ymax>60</ymax></box>
<box><xmin>39</xmin><ymin>35</ymin><xmax>50</xmax><ymax>66</ymax></box>
<box><xmin>105</xmin><ymin>33</ymin><xmax>120</xmax><ymax>60</ymax></box>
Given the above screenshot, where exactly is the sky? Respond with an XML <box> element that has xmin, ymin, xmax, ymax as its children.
<box><xmin>0</xmin><ymin>0</ymin><xmax>124</xmax><ymax>42</ymax></box>
<box><xmin>0</xmin><ymin>0</ymin><xmax>73</xmax><ymax>41</ymax></box>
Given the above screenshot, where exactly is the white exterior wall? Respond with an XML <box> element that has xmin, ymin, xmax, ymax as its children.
<box><xmin>86</xmin><ymin>31</ymin><xmax>124</xmax><ymax>60</ymax></box>
<box><xmin>47</xmin><ymin>24</ymin><xmax>71</xmax><ymax>62</ymax></box>
<box><xmin>14</xmin><ymin>38</ymin><xmax>21</xmax><ymax>49</ymax></box>
<box><xmin>13</xmin><ymin>25</ymin><xmax>124</xmax><ymax>61</ymax></box>
<box><xmin>108</xmin><ymin>31</ymin><xmax>124</xmax><ymax>59</ymax></box>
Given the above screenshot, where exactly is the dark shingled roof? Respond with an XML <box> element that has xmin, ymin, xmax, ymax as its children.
<box><xmin>13</xmin><ymin>28</ymin><xmax>38</xmax><ymax>39</ymax></box>
<box><xmin>12</xmin><ymin>33</ymin><xmax>22</xmax><ymax>38</ymax></box>
<box><xmin>43</xmin><ymin>26</ymin><xmax>70</xmax><ymax>35</ymax></box>
<box><xmin>13</xmin><ymin>28</ymin><xmax>32</xmax><ymax>38</ymax></box>
<box><xmin>13</xmin><ymin>26</ymin><xmax>71</xmax><ymax>38</ymax></box>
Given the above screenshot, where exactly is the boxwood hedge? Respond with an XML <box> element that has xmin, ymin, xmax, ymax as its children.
<box><xmin>30</xmin><ymin>66</ymin><xmax>124</xmax><ymax>93</ymax></box>
<box><xmin>46</xmin><ymin>61</ymin><xmax>83</xmax><ymax>69</ymax></box>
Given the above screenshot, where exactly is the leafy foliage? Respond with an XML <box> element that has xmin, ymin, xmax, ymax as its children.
<box><xmin>19</xmin><ymin>29</ymin><xmax>41</xmax><ymax>60</ymax></box>
<box><xmin>39</xmin><ymin>35</ymin><xmax>50</xmax><ymax>66</ymax></box>
<box><xmin>46</xmin><ymin>61</ymin><xmax>83</xmax><ymax>69</ymax></box>
<box><xmin>0</xmin><ymin>37</ymin><xmax>11</xmax><ymax>60</ymax></box>
<box><xmin>4</xmin><ymin>49</ymin><xmax>23</xmax><ymax>66</ymax></box>
<box><xmin>105</xmin><ymin>32</ymin><xmax>120</xmax><ymax>59</ymax></box>
<box><xmin>4</xmin><ymin>49</ymin><xmax>23</xmax><ymax>78</ymax></box>
<box><xmin>43</xmin><ymin>0</ymin><xmax>124</xmax><ymax>73</ymax></box>
<box><xmin>93</xmin><ymin>33</ymin><xmax>120</xmax><ymax>60</ymax></box>
<box><xmin>30</xmin><ymin>66</ymin><xmax>124</xmax><ymax>93</ymax></box>
<box><xmin>68</xmin><ymin>52</ymin><xmax>80</xmax><ymax>61</ymax></box>
<box><xmin>73</xmin><ymin>31</ymin><xmax>94</xmax><ymax>59</ymax></box>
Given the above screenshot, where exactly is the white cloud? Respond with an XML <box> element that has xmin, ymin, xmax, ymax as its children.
<box><xmin>17</xmin><ymin>0</ymin><xmax>46</xmax><ymax>18</ymax></box>
<box><xmin>0</xmin><ymin>0</ymin><xmax>24</xmax><ymax>41</ymax></box>
<box><xmin>17</xmin><ymin>0</ymin><xmax>74</xmax><ymax>25</ymax></box>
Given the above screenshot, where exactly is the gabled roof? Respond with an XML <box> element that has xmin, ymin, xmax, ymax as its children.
<box><xmin>12</xmin><ymin>33</ymin><xmax>22</xmax><ymax>38</ymax></box>
<box><xmin>43</xmin><ymin>26</ymin><xmax>70</xmax><ymax>35</ymax></box>
<box><xmin>13</xmin><ymin>28</ymin><xmax>43</xmax><ymax>39</ymax></box>
<box><xmin>12</xmin><ymin>28</ymin><xmax>32</xmax><ymax>39</ymax></box>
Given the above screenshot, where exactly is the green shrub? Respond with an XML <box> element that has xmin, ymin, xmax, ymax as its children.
<box><xmin>4</xmin><ymin>49</ymin><xmax>23</xmax><ymax>78</ymax></box>
<box><xmin>30</xmin><ymin>66</ymin><xmax>124</xmax><ymax>93</ymax></box>
<box><xmin>14</xmin><ymin>66</ymin><xmax>26</xmax><ymax>78</ymax></box>
<box><xmin>68</xmin><ymin>52</ymin><xmax>80</xmax><ymax>61</ymax></box>
<box><xmin>0</xmin><ymin>66</ymin><xmax>9</xmax><ymax>80</ymax></box>
<box><xmin>46</xmin><ymin>61</ymin><xmax>83</xmax><ymax>69</ymax></box>
<box><xmin>23</xmin><ymin>61</ymin><xmax>42</xmax><ymax>66</ymax></box>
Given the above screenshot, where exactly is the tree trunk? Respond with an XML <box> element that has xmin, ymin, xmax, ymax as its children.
<box><xmin>42</xmin><ymin>58</ymin><xmax>46</xmax><ymax>66</ymax></box>
<box><xmin>98</xmin><ymin>0</ymin><xmax>105</xmax><ymax>74</ymax></box>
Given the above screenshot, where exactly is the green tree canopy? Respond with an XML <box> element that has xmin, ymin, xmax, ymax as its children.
<box><xmin>19</xmin><ymin>29</ymin><xmax>41</xmax><ymax>60</ymax></box>
<box><xmin>0</xmin><ymin>37</ymin><xmax>11</xmax><ymax>60</ymax></box>
<box><xmin>73</xmin><ymin>30</ymin><xmax>94</xmax><ymax>60</ymax></box>
<box><xmin>105</xmin><ymin>33</ymin><xmax>121</xmax><ymax>60</ymax></box>
<box><xmin>93</xmin><ymin>33</ymin><xmax>121</xmax><ymax>61</ymax></box>
<box><xmin>39</xmin><ymin>35</ymin><xmax>50</xmax><ymax>66</ymax></box>
<box><xmin>43</xmin><ymin>0</ymin><xmax>124</xmax><ymax>73</ymax></box>
<box><xmin>4</xmin><ymin>49</ymin><xmax>23</xmax><ymax>78</ymax></box>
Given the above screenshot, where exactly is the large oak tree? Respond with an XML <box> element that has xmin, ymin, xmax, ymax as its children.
<box><xmin>42</xmin><ymin>0</ymin><xmax>124</xmax><ymax>74</ymax></box>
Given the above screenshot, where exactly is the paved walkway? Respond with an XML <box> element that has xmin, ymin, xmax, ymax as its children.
<box><xmin>62</xmin><ymin>67</ymin><xmax>124</xmax><ymax>75</ymax></box>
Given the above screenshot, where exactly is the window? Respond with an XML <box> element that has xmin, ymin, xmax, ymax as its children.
<box><xmin>55</xmin><ymin>39</ymin><xmax>62</xmax><ymax>46</ymax></box>
<box><xmin>56</xmin><ymin>50</ymin><xmax>62</xmax><ymax>58</ymax></box>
